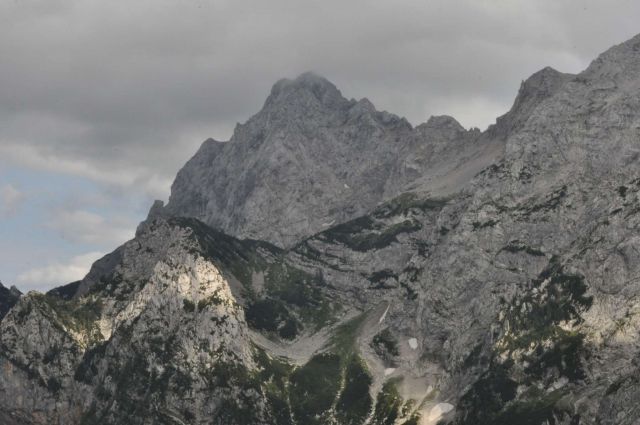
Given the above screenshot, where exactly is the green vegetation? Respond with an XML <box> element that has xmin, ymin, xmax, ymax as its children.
<box><xmin>78</xmin><ymin>329</ymin><xmax>212</xmax><ymax>423</ymax></box>
<box><xmin>215</xmin><ymin>396</ymin><xmax>263</xmax><ymax>425</ymax></box>
<box><xmin>254</xmin><ymin>347</ymin><xmax>294</xmax><ymax>385</ymax></box>
<box><xmin>454</xmin><ymin>257</ymin><xmax>593</xmax><ymax>424</ymax></box>
<box><xmin>399</xmin><ymin>267</ymin><xmax>419</xmax><ymax>300</ymax></box>
<box><xmin>197</xmin><ymin>292</ymin><xmax>227</xmax><ymax>310</ymax></box>
<box><xmin>245</xmin><ymin>299</ymin><xmax>301</xmax><ymax>340</ymax></box>
<box><xmin>462</xmin><ymin>343</ymin><xmax>485</xmax><ymax>369</ymax></box>
<box><xmin>321</xmin><ymin>208</ymin><xmax>422</xmax><ymax>252</ymax></box>
<box><xmin>180</xmin><ymin>215</ymin><xmax>341</xmax><ymax>341</ymax></box>
<box><xmin>605</xmin><ymin>376</ymin><xmax>633</xmax><ymax>396</ymax></box>
<box><xmin>369</xmin><ymin>269</ymin><xmax>398</xmax><ymax>289</ymax></box>
<box><xmin>497</xmin><ymin>259</ymin><xmax>591</xmax><ymax>384</ymax></box>
<box><xmin>243</xmin><ymin>260</ymin><xmax>338</xmax><ymax>339</ymax></box>
<box><xmin>456</xmin><ymin>362</ymin><xmax>518</xmax><ymax>425</ymax></box>
<box><xmin>371</xmin><ymin>378</ymin><xmax>403</xmax><ymax>425</ymax></box>
<box><xmin>618</xmin><ymin>185</ymin><xmax>628</xmax><ymax>198</ymax></box>
<box><xmin>177</xmin><ymin>217</ymin><xmax>279</xmax><ymax>290</ymax></box>
<box><xmin>205</xmin><ymin>348</ymin><xmax>294</xmax><ymax>424</ymax></box>
<box><xmin>522</xmin><ymin>185</ymin><xmax>567</xmax><ymax>216</ymax></box>
<box><xmin>372</xmin><ymin>192</ymin><xmax>449</xmax><ymax>219</ymax></box>
<box><xmin>264</xmin><ymin>263</ymin><xmax>322</xmax><ymax>310</ymax></box>
<box><xmin>500</xmin><ymin>241</ymin><xmax>545</xmax><ymax>257</ymax></box>
<box><xmin>254</xmin><ymin>344</ymin><xmax>371</xmax><ymax>425</ymax></box>
<box><xmin>208</xmin><ymin>361</ymin><xmax>259</xmax><ymax>391</ymax></box>
<box><xmin>182</xmin><ymin>299</ymin><xmax>195</xmax><ymax>312</ymax></box>
<box><xmin>492</xmin><ymin>390</ymin><xmax>566</xmax><ymax>425</ymax></box>
<box><xmin>28</xmin><ymin>293</ymin><xmax>103</xmax><ymax>349</ymax></box>
<box><xmin>524</xmin><ymin>329</ymin><xmax>585</xmax><ymax>381</ymax></box>
<box><xmin>472</xmin><ymin>219</ymin><xmax>499</xmax><ymax>230</ymax></box>
<box><xmin>372</xmin><ymin>328</ymin><xmax>400</xmax><ymax>363</ymax></box>
<box><xmin>329</xmin><ymin>313</ymin><xmax>368</xmax><ymax>359</ymax></box>
<box><xmin>336</xmin><ymin>356</ymin><xmax>373</xmax><ymax>425</ymax></box>
<box><xmin>290</xmin><ymin>353</ymin><xmax>342</xmax><ymax>424</ymax></box>
<box><xmin>350</xmin><ymin>220</ymin><xmax>422</xmax><ymax>251</ymax></box>
<box><xmin>108</xmin><ymin>352</ymin><xmax>151</xmax><ymax>417</ymax></box>
<box><xmin>46</xmin><ymin>377</ymin><xmax>62</xmax><ymax>393</ymax></box>
<box><xmin>291</xmin><ymin>241</ymin><xmax>345</xmax><ymax>271</ymax></box>
<box><xmin>245</xmin><ymin>313</ymin><xmax>376</xmax><ymax>424</ymax></box>
<box><xmin>192</xmin><ymin>313</ymin><xmax>375</xmax><ymax>425</ymax></box>
<box><xmin>401</xmin><ymin>414</ymin><xmax>421</xmax><ymax>425</ymax></box>
<box><xmin>323</xmin><ymin>216</ymin><xmax>376</xmax><ymax>242</ymax></box>
<box><xmin>74</xmin><ymin>341</ymin><xmax>108</xmax><ymax>384</ymax></box>
<box><xmin>501</xmin><ymin>257</ymin><xmax>592</xmax><ymax>353</ymax></box>
<box><xmin>70</xmin><ymin>296</ymin><xmax>375</xmax><ymax>425</ymax></box>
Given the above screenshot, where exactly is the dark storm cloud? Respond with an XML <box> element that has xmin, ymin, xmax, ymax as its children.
<box><xmin>1</xmin><ymin>0</ymin><xmax>639</xmax><ymax>198</ymax></box>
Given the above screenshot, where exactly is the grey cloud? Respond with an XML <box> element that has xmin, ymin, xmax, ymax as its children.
<box><xmin>1</xmin><ymin>0</ymin><xmax>639</xmax><ymax>199</ymax></box>
<box><xmin>46</xmin><ymin>208</ymin><xmax>136</xmax><ymax>247</ymax></box>
<box><xmin>0</xmin><ymin>184</ymin><xmax>25</xmax><ymax>218</ymax></box>
<box><xmin>16</xmin><ymin>251</ymin><xmax>105</xmax><ymax>291</ymax></box>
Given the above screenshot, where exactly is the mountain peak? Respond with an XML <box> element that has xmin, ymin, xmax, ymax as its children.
<box><xmin>583</xmin><ymin>32</ymin><xmax>640</xmax><ymax>81</ymax></box>
<box><xmin>266</xmin><ymin>71</ymin><xmax>345</xmax><ymax>108</ymax></box>
<box><xmin>515</xmin><ymin>66</ymin><xmax>571</xmax><ymax>105</ymax></box>
<box><xmin>294</xmin><ymin>71</ymin><xmax>335</xmax><ymax>87</ymax></box>
<box><xmin>490</xmin><ymin>65</ymin><xmax>573</xmax><ymax>137</ymax></box>
<box><xmin>423</xmin><ymin>115</ymin><xmax>464</xmax><ymax>131</ymax></box>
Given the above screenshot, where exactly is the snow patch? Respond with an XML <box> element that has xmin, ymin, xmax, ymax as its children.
<box><xmin>428</xmin><ymin>403</ymin><xmax>454</xmax><ymax>421</ymax></box>
<box><xmin>384</xmin><ymin>368</ymin><xmax>396</xmax><ymax>376</ymax></box>
<box><xmin>378</xmin><ymin>304</ymin><xmax>390</xmax><ymax>324</ymax></box>
<box><xmin>408</xmin><ymin>338</ymin><xmax>418</xmax><ymax>349</ymax></box>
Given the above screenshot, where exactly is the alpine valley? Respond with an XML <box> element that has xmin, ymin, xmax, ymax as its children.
<box><xmin>3</xmin><ymin>34</ymin><xmax>640</xmax><ymax>425</ymax></box>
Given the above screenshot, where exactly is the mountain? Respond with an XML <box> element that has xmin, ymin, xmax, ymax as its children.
<box><xmin>163</xmin><ymin>72</ymin><xmax>502</xmax><ymax>248</ymax></box>
<box><xmin>2</xmin><ymin>34</ymin><xmax>640</xmax><ymax>425</ymax></box>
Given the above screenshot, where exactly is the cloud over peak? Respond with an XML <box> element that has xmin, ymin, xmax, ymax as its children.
<box><xmin>16</xmin><ymin>251</ymin><xmax>104</xmax><ymax>292</ymax></box>
<box><xmin>2</xmin><ymin>1</ymin><xmax>640</xmax><ymax>199</ymax></box>
<box><xmin>46</xmin><ymin>208</ymin><xmax>135</xmax><ymax>247</ymax></box>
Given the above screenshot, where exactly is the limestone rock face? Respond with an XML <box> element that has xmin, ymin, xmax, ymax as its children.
<box><xmin>3</xmin><ymin>33</ymin><xmax>640</xmax><ymax>425</ymax></box>
<box><xmin>0</xmin><ymin>218</ymin><xmax>268</xmax><ymax>424</ymax></box>
<box><xmin>164</xmin><ymin>72</ymin><xmax>499</xmax><ymax>248</ymax></box>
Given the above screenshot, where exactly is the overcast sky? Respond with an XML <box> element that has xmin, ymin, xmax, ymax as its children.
<box><xmin>1</xmin><ymin>0</ymin><xmax>639</xmax><ymax>292</ymax></box>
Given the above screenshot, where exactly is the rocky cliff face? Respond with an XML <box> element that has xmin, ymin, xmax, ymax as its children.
<box><xmin>163</xmin><ymin>72</ymin><xmax>502</xmax><ymax>248</ymax></box>
<box><xmin>2</xmin><ymin>34</ymin><xmax>640</xmax><ymax>425</ymax></box>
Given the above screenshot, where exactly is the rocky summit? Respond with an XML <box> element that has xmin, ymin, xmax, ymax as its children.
<box><xmin>2</xmin><ymin>34</ymin><xmax>640</xmax><ymax>425</ymax></box>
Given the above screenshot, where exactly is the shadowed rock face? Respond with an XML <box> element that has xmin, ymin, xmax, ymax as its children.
<box><xmin>0</xmin><ymin>282</ymin><xmax>20</xmax><ymax>321</ymax></box>
<box><xmin>3</xmin><ymin>34</ymin><xmax>640</xmax><ymax>425</ymax></box>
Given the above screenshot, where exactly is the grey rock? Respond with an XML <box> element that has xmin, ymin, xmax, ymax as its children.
<box><xmin>164</xmin><ymin>72</ymin><xmax>499</xmax><ymax>248</ymax></box>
